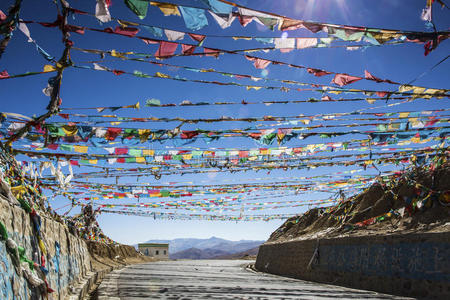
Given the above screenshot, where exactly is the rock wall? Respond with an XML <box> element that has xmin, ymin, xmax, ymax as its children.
<box><xmin>256</xmin><ymin>232</ymin><xmax>450</xmax><ymax>299</ymax></box>
<box><xmin>0</xmin><ymin>196</ymin><xmax>91</xmax><ymax>300</ymax></box>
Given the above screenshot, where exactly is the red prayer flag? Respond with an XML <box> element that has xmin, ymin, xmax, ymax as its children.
<box><xmin>181</xmin><ymin>44</ymin><xmax>196</xmax><ymax>55</ymax></box>
<box><xmin>114</xmin><ymin>26</ymin><xmax>139</xmax><ymax>37</ymax></box>
<box><xmin>239</xmin><ymin>151</ymin><xmax>249</xmax><ymax>158</ymax></box>
<box><xmin>0</xmin><ymin>70</ymin><xmax>10</xmax><ymax>79</ymax></box>
<box><xmin>0</xmin><ymin>10</ymin><xmax>6</xmax><ymax>21</ymax></box>
<box><xmin>245</xmin><ymin>56</ymin><xmax>271</xmax><ymax>69</ymax></box>
<box><xmin>376</xmin><ymin>91</ymin><xmax>389</xmax><ymax>97</ymax></box>
<box><xmin>188</xmin><ymin>33</ymin><xmax>205</xmax><ymax>43</ymax></box>
<box><xmin>364</xmin><ymin>70</ymin><xmax>395</xmax><ymax>84</ymax></box>
<box><xmin>114</xmin><ymin>148</ymin><xmax>128</xmax><ymax>155</ymax></box>
<box><xmin>155</xmin><ymin>41</ymin><xmax>178</xmax><ymax>58</ymax></box>
<box><xmin>203</xmin><ymin>48</ymin><xmax>220</xmax><ymax>58</ymax></box>
<box><xmin>181</xmin><ymin>131</ymin><xmax>199</xmax><ymax>139</ymax></box>
<box><xmin>307</xmin><ymin>68</ymin><xmax>331</xmax><ymax>77</ymax></box>
<box><xmin>105</xmin><ymin>128</ymin><xmax>122</xmax><ymax>141</ymax></box>
<box><xmin>332</xmin><ymin>73</ymin><xmax>362</xmax><ymax>86</ymax></box>
<box><xmin>47</xmin><ymin>144</ymin><xmax>58</xmax><ymax>150</ymax></box>
<box><xmin>113</xmin><ymin>69</ymin><xmax>125</xmax><ymax>75</ymax></box>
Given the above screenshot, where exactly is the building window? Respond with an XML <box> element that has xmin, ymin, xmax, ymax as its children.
<box><xmin>164</xmin><ymin>250</ymin><xmax>167</xmax><ymax>255</ymax></box>
<box><xmin>156</xmin><ymin>250</ymin><xmax>159</xmax><ymax>255</ymax></box>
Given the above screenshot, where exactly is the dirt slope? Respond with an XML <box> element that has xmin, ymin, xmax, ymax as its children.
<box><xmin>86</xmin><ymin>241</ymin><xmax>154</xmax><ymax>271</ymax></box>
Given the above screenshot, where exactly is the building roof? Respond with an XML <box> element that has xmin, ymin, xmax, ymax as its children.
<box><xmin>138</xmin><ymin>243</ymin><xmax>169</xmax><ymax>247</ymax></box>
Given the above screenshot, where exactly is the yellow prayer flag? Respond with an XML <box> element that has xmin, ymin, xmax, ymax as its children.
<box><xmin>117</xmin><ymin>19</ymin><xmax>139</xmax><ymax>27</ymax></box>
<box><xmin>138</xmin><ymin>129</ymin><xmax>151</xmax><ymax>142</ymax></box>
<box><xmin>155</xmin><ymin>72</ymin><xmax>170</xmax><ymax>78</ymax></box>
<box><xmin>11</xmin><ymin>185</ymin><xmax>27</xmax><ymax>198</ymax></box>
<box><xmin>150</xmin><ymin>2</ymin><xmax>181</xmax><ymax>16</ymax></box>
<box><xmin>38</xmin><ymin>238</ymin><xmax>47</xmax><ymax>256</ymax></box>
<box><xmin>143</xmin><ymin>149</ymin><xmax>155</xmax><ymax>156</ymax></box>
<box><xmin>62</xmin><ymin>125</ymin><xmax>78</xmax><ymax>136</ymax></box>
<box><xmin>328</xmin><ymin>90</ymin><xmax>343</xmax><ymax>95</ymax></box>
<box><xmin>260</xmin><ymin>149</ymin><xmax>269</xmax><ymax>155</ymax></box>
<box><xmin>412</xmin><ymin>87</ymin><xmax>426</xmax><ymax>94</ymax></box>
<box><xmin>398</xmin><ymin>85</ymin><xmax>414</xmax><ymax>93</ymax></box>
<box><xmin>74</xmin><ymin>145</ymin><xmax>88</xmax><ymax>153</ymax></box>
<box><xmin>111</xmin><ymin>49</ymin><xmax>122</xmax><ymax>58</ymax></box>
<box><xmin>43</xmin><ymin>64</ymin><xmax>57</xmax><ymax>72</ymax></box>
<box><xmin>423</xmin><ymin>88</ymin><xmax>445</xmax><ymax>99</ymax></box>
<box><xmin>412</xmin><ymin>87</ymin><xmax>426</xmax><ymax>99</ymax></box>
<box><xmin>136</xmin><ymin>157</ymin><xmax>146</xmax><ymax>163</ymax></box>
<box><xmin>110</xmin><ymin>50</ymin><xmax>131</xmax><ymax>58</ymax></box>
<box><xmin>411</xmin><ymin>136</ymin><xmax>420</xmax><ymax>143</ymax></box>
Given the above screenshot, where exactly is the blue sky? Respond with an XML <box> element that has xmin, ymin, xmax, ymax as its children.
<box><xmin>1</xmin><ymin>0</ymin><xmax>449</xmax><ymax>244</ymax></box>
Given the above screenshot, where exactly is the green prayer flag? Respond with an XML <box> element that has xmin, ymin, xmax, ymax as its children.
<box><xmin>257</xmin><ymin>17</ymin><xmax>278</xmax><ymax>30</ymax></box>
<box><xmin>145</xmin><ymin>98</ymin><xmax>161</xmax><ymax>107</ymax></box>
<box><xmin>60</xmin><ymin>144</ymin><xmax>73</xmax><ymax>152</ymax></box>
<box><xmin>125</xmin><ymin>0</ymin><xmax>149</xmax><ymax>19</ymax></box>
<box><xmin>133</xmin><ymin>70</ymin><xmax>151</xmax><ymax>78</ymax></box>
<box><xmin>125</xmin><ymin>157</ymin><xmax>136</xmax><ymax>163</ymax></box>
<box><xmin>0</xmin><ymin>221</ymin><xmax>8</xmax><ymax>241</ymax></box>
<box><xmin>129</xmin><ymin>149</ymin><xmax>142</xmax><ymax>157</ymax></box>
<box><xmin>17</xmin><ymin>197</ymin><xmax>32</xmax><ymax>213</ymax></box>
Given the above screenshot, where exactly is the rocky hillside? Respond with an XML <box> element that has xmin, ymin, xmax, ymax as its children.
<box><xmin>268</xmin><ymin>158</ymin><xmax>450</xmax><ymax>243</ymax></box>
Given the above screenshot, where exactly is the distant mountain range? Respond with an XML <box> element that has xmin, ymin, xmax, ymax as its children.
<box><xmin>170</xmin><ymin>247</ymin><xmax>230</xmax><ymax>259</ymax></box>
<box><xmin>213</xmin><ymin>246</ymin><xmax>259</xmax><ymax>260</ymax></box>
<box><xmin>139</xmin><ymin>237</ymin><xmax>263</xmax><ymax>259</ymax></box>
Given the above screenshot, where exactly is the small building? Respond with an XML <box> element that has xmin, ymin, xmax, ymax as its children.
<box><xmin>138</xmin><ymin>243</ymin><xmax>169</xmax><ymax>259</ymax></box>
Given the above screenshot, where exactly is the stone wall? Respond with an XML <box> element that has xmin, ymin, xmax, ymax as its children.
<box><xmin>255</xmin><ymin>232</ymin><xmax>450</xmax><ymax>299</ymax></box>
<box><xmin>0</xmin><ymin>196</ymin><xmax>91</xmax><ymax>300</ymax></box>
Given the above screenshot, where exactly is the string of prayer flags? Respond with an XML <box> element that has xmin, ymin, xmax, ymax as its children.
<box><xmin>115</xmin><ymin>0</ymin><xmax>450</xmax><ymax>55</ymax></box>
<box><xmin>4</xmin><ymin>0</ymin><xmax>450</xmax><ymax>223</ymax></box>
